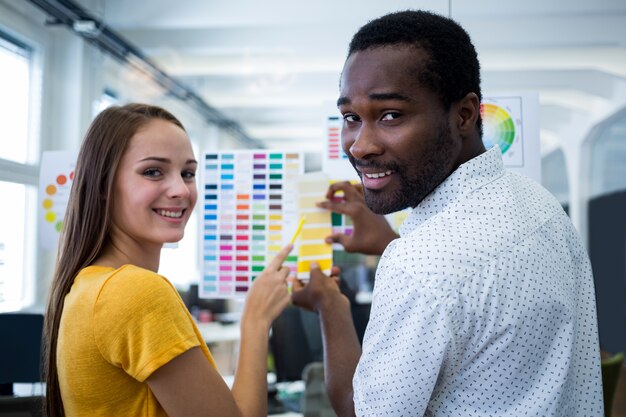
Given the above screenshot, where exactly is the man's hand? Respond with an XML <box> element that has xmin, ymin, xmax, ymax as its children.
<box><xmin>317</xmin><ymin>181</ymin><xmax>399</xmax><ymax>256</ymax></box>
<box><xmin>290</xmin><ymin>264</ymin><xmax>347</xmax><ymax>313</ymax></box>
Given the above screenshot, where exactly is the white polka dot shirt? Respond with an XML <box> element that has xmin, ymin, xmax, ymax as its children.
<box><xmin>353</xmin><ymin>146</ymin><xmax>604</xmax><ymax>416</ymax></box>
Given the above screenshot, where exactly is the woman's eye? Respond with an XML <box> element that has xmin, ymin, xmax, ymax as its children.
<box><xmin>381</xmin><ymin>112</ymin><xmax>400</xmax><ymax>121</ymax></box>
<box><xmin>182</xmin><ymin>170</ymin><xmax>196</xmax><ymax>180</ymax></box>
<box><xmin>343</xmin><ymin>114</ymin><xmax>360</xmax><ymax>123</ymax></box>
<box><xmin>143</xmin><ymin>168</ymin><xmax>162</xmax><ymax>178</ymax></box>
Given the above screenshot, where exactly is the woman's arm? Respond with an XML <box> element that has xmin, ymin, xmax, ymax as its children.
<box><xmin>147</xmin><ymin>346</ymin><xmax>244</xmax><ymax>417</ymax></box>
<box><xmin>147</xmin><ymin>244</ymin><xmax>293</xmax><ymax>417</ymax></box>
<box><xmin>231</xmin><ymin>244</ymin><xmax>293</xmax><ymax>416</ymax></box>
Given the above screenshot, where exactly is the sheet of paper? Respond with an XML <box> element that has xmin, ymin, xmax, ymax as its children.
<box><xmin>482</xmin><ymin>93</ymin><xmax>541</xmax><ymax>181</ymax></box>
<box><xmin>201</xmin><ymin>151</ymin><xmax>303</xmax><ymax>299</ymax></box>
<box><xmin>38</xmin><ymin>150</ymin><xmax>77</xmax><ymax>250</ymax></box>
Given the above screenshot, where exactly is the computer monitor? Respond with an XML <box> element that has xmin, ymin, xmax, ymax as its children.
<box><xmin>0</xmin><ymin>313</ymin><xmax>44</xmax><ymax>395</ymax></box>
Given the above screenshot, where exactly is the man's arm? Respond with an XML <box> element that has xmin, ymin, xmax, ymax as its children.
<box><xmin>291</xmin><ymin>265</ymin><xmax>360</xmax><ymax>417</ymax></box>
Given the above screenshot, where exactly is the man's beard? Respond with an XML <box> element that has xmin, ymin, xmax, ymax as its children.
<box><xmin>350</xmin><ymin>122</ymin><xmax>456</xmax><ymax>215</ymax></box>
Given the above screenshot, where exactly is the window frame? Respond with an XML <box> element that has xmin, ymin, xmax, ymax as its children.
<box><xmin>0</xmin><ymin>25</ymin><xmax>43</xmax><ymax>312</ymax></box>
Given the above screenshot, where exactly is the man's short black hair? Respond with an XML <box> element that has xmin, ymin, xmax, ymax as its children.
<box><xmin>348</xmin><ymin>10</ymin><xmax>482</xmax><ymax>135</ymax></box>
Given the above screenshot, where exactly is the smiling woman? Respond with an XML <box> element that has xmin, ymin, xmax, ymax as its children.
<box><xmin>43</xmin><ymin>103</ymin><xmax>294</xmax><ymax>417</ymax></box>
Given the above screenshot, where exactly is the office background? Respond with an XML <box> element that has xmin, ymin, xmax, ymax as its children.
<box><xmin>0</xmin><ymin>0</ymin><xmax>625</xmax><ymax>411</ymax></box>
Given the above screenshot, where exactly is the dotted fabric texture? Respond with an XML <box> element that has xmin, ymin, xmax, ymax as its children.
<box><xmin>353</xmin><ymin>146</ymin><xmax>603</xmax><ymax>417</ymax></box>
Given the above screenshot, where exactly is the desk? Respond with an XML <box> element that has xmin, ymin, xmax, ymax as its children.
<box><xmin>196</xmin><ymin>321</ymin><xmax>240</xmax><ymax>344</ymax></box>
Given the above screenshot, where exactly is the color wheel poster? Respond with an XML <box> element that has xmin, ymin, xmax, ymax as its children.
<box><xmin>38</xmin><ymin>150</ymin><xmax>77</xmax><ymax>250</ymax></box>
<box><xmin>200</xmin><ymin>150</ymin><xmax>304</xmax><ymax>299</ymax></box>
<box><xmin>482</xmin><ymin>93</ymin><xmax>540</xmax><ymax>182</ymax></box>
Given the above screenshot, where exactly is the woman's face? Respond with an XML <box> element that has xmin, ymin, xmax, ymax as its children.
<box><xmin>110</xmin><ymin>119</ymin><xmax>198</xmax><ymax>249</ymax></box>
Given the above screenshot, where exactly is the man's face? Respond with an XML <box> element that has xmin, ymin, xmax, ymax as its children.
<box><xmin>338</xmin><ymin>45</ymin><xmax>462</xmax><ymax>214</ymax></box>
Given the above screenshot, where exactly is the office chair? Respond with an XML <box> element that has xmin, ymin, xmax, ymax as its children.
<box><xmin>601</xmin><ymin>351</ymin><xmax>624</xmax><ymax>417</ymax></box>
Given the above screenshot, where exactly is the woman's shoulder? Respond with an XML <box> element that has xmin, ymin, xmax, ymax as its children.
<box><xmin>96</xmin><ymin>264</ymin><xmax>176</xmax><ymax>302</ymax></box>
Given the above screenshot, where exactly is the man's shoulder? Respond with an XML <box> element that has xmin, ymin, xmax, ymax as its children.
<box><xmin>387</xmin><ymin>172</ymin><xmax>574</xmax><ymax>282</ymax></box>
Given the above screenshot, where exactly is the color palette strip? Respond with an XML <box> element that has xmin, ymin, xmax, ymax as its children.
<box><xmin>296</xmin><ymin>173</ymin><xmax>333</xmax><ymax>279</ymax></box>
<box><xmin>326</xmin><ymin>181</ymin><xmax>354</xmax><ymax>251</ymax></box>
<box><xmin>326</xmin><ymin>116</ymin><xmax>346</xmax><ymax>160</ymax></box>
<box><xmin>201</xmin><ymin>151</ymin><xmax>303</xmax><ymax>298</ymax></box>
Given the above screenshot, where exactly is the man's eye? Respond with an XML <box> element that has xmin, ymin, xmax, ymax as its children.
<box><xmin>381</xmin><ymin>112</ymin><xmax>400</xmax><ymax>121</ymax></box>
<box><xmin>143</xmin><ymin>168</ymin><xmax>162</xmax><ymax>177</ymax></box>
<box><xmin>343</xmin><ymin>114</ymin><xmax>360</xmax><ymax>123</ymax></box>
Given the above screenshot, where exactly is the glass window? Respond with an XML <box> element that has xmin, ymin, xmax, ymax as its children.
<box><xmin>0</xmin><ymin>32</ymin><xmax>31</xmax><ymax>164</ymax></box>
<box><xmin>92</xmin><ymin>88</ymin><xmax>119</xmax><ymax>117</ymax></box>
<box><xmin>0</xmin><ymin>30</ymin><xmax>36</xmax><ymax>312</ymax></box>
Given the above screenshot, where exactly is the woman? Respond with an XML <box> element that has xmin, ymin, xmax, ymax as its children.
<box><xmin>44</xmin><ymin>103</ymin><xmax>293</xmax><ymax>417</ymax></box>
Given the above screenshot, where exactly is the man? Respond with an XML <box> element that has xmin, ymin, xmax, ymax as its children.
<box><xmin>291</xmin><ymin>10</ymin><xmax>603</xmax><ymax>417</ymax></box>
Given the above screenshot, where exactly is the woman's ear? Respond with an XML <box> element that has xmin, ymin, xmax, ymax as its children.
<box><xmin>455</xmin><ymin>92</ymin><xmax>480</xmax><ymax>137</ymax></box>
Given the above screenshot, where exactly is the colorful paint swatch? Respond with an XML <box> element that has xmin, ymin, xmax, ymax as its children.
<box><xmin>330</xmin><ymin>208</ymin><xmax>353</xmax><ymax>251</ymax></box>
<box><xmin>322</xmin><ymin>109</ymin><xmax>360</xmax><ymax>182</ymax></box>
<box><xmin>296</xmin><ymin>173</ymin><xmax>333</xmax><ymax>279</ymax></box>
<box><xmin>326</xmin><ymin>116</ymin><xmax>346</xmax><ymax>160</ymax></box>
<box><xmin>325</xmin><ymin>181</ymin><xmax>354</xmax><ymax>251</ymax></box>
<box><xmin>201</xmin><ymin>151</ymin><xmax>303</xmax><ymax>298</ymax></box>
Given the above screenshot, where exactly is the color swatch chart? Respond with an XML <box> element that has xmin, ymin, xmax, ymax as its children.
<box><xmin>326</xmin><ymin>116</ymin><xmax>346</xmax><ymax>160</ymax></box>
<box><xmin>322</xmin><ymin>114</ymin><xmax>359</xmax><ymax>182</ymax></box>
<box><xmin>296</xmin><ymin>174</ymin><xmax>333</xmax><ymax>279</ymax></box>
<box><xmin>201</xmin><ymin>151</ymin><xmax>303</xmax><ymax>299</ymax></box>
<box><xmin>38</xmin><ymin>150</ymin><xmax>77</xmax><ymax>250</ymax></box>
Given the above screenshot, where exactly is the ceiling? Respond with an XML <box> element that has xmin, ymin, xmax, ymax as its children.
<box><xmin>80</xmin><ymin>0</ymin><xmax>626</xmax><ymax>156</ymax></box>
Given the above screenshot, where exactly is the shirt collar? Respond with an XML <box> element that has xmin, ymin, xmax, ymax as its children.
<box><xmin>399</xmin><ymin>145</ymin><xmax>505</xmax><ymax>236</ymax></box>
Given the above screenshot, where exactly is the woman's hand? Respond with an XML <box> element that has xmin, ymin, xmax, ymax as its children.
<box><xmin>241</xmin><ymin>244</ymin><xmax>293</xmax><ymax>331</ymax></box>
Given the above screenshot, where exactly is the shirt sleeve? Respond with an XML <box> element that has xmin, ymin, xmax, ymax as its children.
<box><xmin>353</xmin><ymin>263</ymin><xmax>455</xmax><ymax>416</ymax></box>
<box><xmin>93</xmin><ymin>265</ymin><xmax>201</xmax><ymax>382</ymax></box>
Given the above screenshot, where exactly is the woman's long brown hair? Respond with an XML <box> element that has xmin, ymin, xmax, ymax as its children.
<box><xmin>43</xmin><ymin>103</ymin><xmax>185</xmax><ymax>417</ymax></box>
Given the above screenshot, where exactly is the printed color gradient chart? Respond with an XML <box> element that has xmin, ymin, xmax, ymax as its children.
<box><xmin>201</xmin><ymin>151</ymin><xmax>303</xmax><ymax>299</ymax></box>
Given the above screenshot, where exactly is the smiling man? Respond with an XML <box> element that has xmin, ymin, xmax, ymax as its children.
<box><xmin>291</xmin><ymin>10</ymin><xmax>603</xmax><ymax>417</ymax></box>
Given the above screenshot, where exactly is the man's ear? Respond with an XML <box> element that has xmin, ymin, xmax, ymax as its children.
<box><xmin>455</xmin><ymin>92</ymin><xmax>480</xmax><ymax>136</ymax></box>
